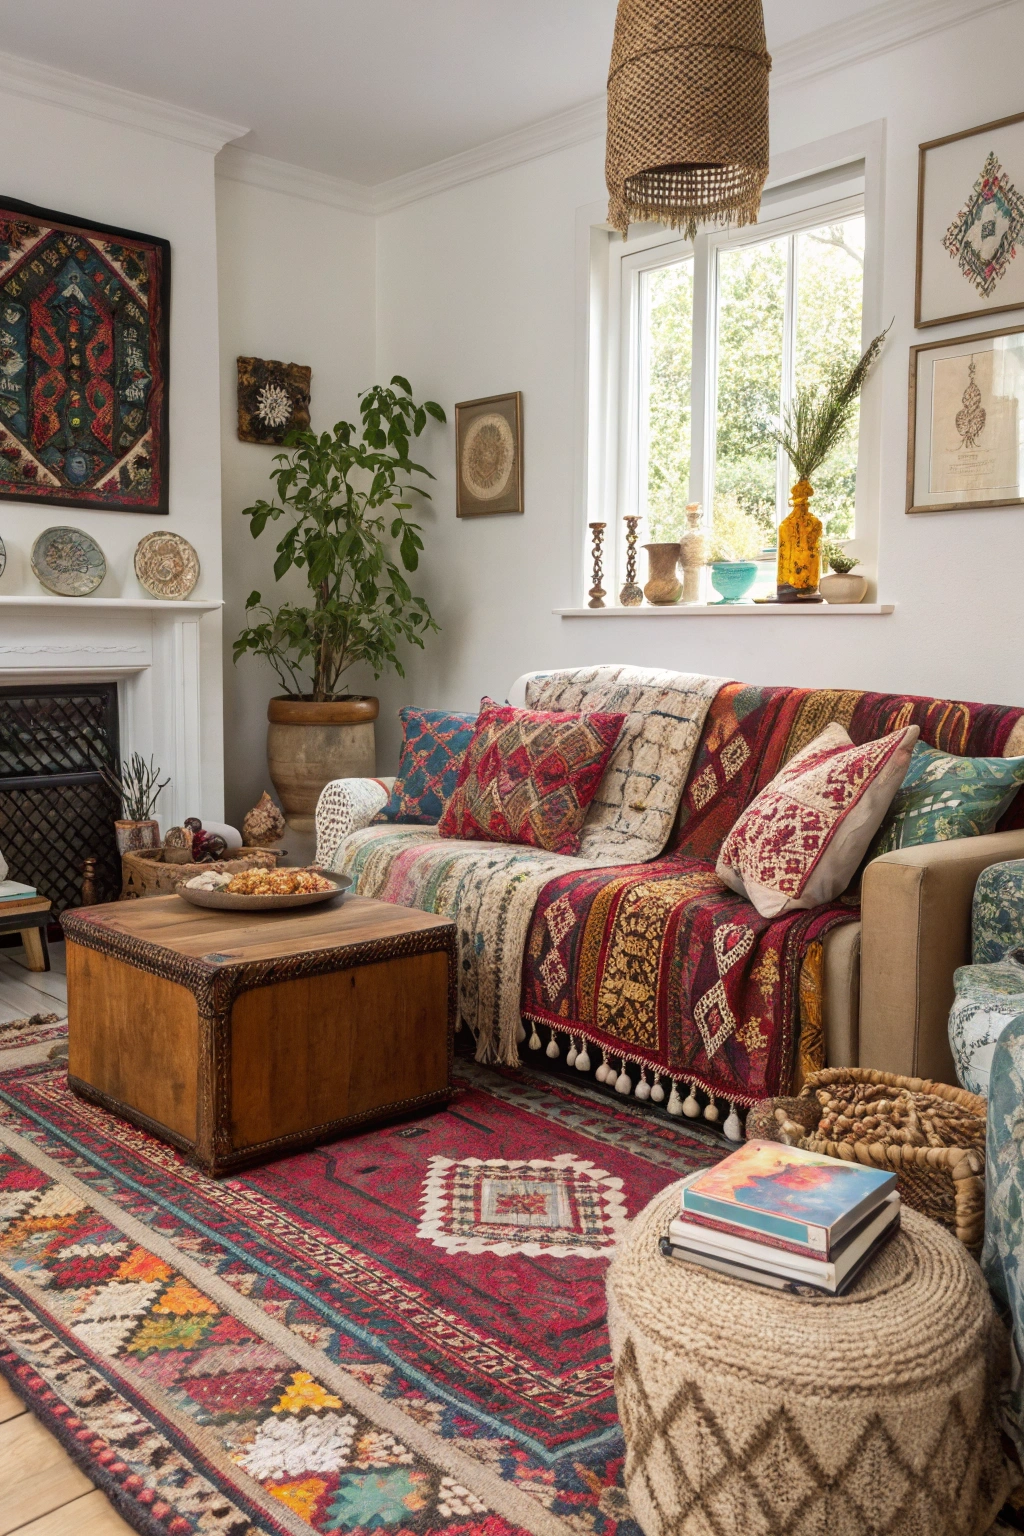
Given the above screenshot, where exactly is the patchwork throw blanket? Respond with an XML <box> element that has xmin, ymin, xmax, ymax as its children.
<box><xmin>323</xmin><ymin>667</ymin><xmax>726</xmax><ymax>1064</ymax></box>
<box><xmin>522</xmin><ymin>684</ymin><xmax>856</xmax><ymax>1107</ymax></box>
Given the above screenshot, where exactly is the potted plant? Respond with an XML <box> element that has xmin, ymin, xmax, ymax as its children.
<box><xmin>234</xmin><ymin>377</ymin><xmax>446</xmax><ymax>831</ymax></box>
<box><xmin>707</xmin><ymin>494</ymin><xmax>762</xmax><ymax>604</ymax></box>
<box><xmin>100</xmin><ymin>753</ymin><xmax>170</xmax><ymax>853</ymax></box>
<box><xmin>819</xmin><ymin>543</ymin><xmax>868</xmax><ymax>604</ymax></box>
<box><xmin>767</xmin><ymin>327</ymin><xmax>888</xmax><ymax>601</ymax></box>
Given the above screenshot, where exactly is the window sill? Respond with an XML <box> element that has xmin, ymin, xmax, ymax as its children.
<box><xmin>555</xmin><ymin>603</ymin><xmax>894</xmax><ymax>618</ymax></box>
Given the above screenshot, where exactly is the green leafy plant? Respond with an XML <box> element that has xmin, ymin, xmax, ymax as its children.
<box><xmin>100</xmin><ymin>754</ymin><xmax>169</xmax><ymax>821</ymax></box>
<box><xmin>234</xmin><ymin>377</ymin><xmax>446</xmax><ymax>701</ymax></box>
<box><xmin>821</xmin><ymin>541</ymin><xmax>861</xmax><ymax>575</ymax></box>
<box><xmin>708</xmin><ymin>492</ymin><xmax>766</xmax><ymax>563</ymax></box>
<box><xmin>767</xmin><ymin>326</ymin><xmax>890</xmax><ymax>481</ymax></box>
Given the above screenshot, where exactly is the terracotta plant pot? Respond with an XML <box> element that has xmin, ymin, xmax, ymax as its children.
<box><xmin>114</xmin><ymin>819</ymin><xmax>161</xmax><ymax>855</ymax></box>
<box><xmin>643</xmin><ymin>543</ymin><xmax>683</xmax><ymax>605</ymax></box>
<box><xmin>820</xmin><ymin>572</ymin><xmax>868</xmax><ymax>604</ymax></box>
<box><xmin>266</xmin><ymin>695</ymin><xmax>379</xmax><ymax>832</ymax></box>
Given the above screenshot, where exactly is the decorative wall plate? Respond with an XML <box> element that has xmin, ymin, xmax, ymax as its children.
<box><xmin>0</xmin><ymin>535</ymin><xmax>6</xmax><ymax>581</ymax></box>
<box><xmin>31</xmin><ymin>526</ymin><xmax>106</xmax><ymax>596</ymax></box>
<box><xmin>134</xmin><ymin>531</ymin><xmax>200</xmax><ymax>600</ymax></box>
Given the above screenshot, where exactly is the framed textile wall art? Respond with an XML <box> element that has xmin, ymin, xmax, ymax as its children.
<box><xmin>916</xmin><ymin>112</ymin><xmax>1024</xmax><ymax>328</ymax></box>
<box><xmin>455</xmin><ymin>391</ymin><xmax>523</xmax><ymax>516</ymax></box>
<box><xmin>237</xmin><ymin>357</ymin><xmax>311</xmax><ymax>445</ymax></box>
<box><xmin>0</xmin><ymin>196</ymin><xmax>170</xmax><ymax>513</ymax></box>
<box><xmin>907</xmin><ymin>322</ymin><xmax>1024</xmax><ymax>514</ymax></box>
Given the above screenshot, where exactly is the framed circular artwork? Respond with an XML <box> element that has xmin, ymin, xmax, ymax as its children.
<box><xmin>134</xmin><ymin>531</ymin><xmax>200</xmax><ymax>600</ymax></box>
<box><xmin>454</xmin><ymin>392</ymin><xmax>523</xmax><ymax>517</ymax></box>
<box><xmin>31</xmin><ymin>526</ymin><xmax>106</xmax><ymax>596</ymax></box>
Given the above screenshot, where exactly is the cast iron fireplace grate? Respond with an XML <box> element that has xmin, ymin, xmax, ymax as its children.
<box><xmin>0</xmin><ymin>684</ymin><xmax>122</xmax><ymax>915</ymax></box>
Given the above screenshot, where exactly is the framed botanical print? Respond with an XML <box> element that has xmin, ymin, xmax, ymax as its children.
<box><xmin>916</xmin><ymin>112</ymin><xmax>1024</xmax><ymax>328</ymax></box>
<box><xmin>0</xmin><ymin>196</ymin><xmax>170</xmax><ymax>512</ymax></box>
<box><xmin>455</xmin><ymin>392</ymin><xmax>523</xmax><ymax>516</ymax></box>
<box><xmin>907</xmin><ymin>323</ymin><xmax>1024</xmax><ymax>514</ymax></box>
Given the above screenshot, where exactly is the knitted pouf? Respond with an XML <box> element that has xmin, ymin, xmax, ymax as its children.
<box><xmin>607</xmin><ymin>1186</ymin><xmax>1015</xmax><ymax>1536</ymax></box>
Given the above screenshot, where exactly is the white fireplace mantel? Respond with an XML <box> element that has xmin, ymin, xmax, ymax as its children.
<box><xmin>0</xmin><ymin>594</ymin><xmax>225</xmax><ymax>828</ymax></box>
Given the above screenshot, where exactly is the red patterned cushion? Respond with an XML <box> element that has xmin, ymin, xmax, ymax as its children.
<box><xmin>716</xmin><ymin>722</ymin><xmax>919</xmax><ymax>917</ymax></box>
<box><xmin>437</xmin><ymin>698</ymin><xmax>626</xmax><ymax>855</ymax></box>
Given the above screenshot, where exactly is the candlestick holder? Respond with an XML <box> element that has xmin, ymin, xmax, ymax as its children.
<box><xmin>620</xmin><ymin>516</ymin><xmax>643</xmax><ymax>605</ymax></box>
<box><xmin>588</xmin><ymin>523</ymin><xmax>607</xmax><ymax>608</ymax></box>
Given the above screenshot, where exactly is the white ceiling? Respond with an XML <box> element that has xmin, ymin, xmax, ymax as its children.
<box><xmin>0</xmin><ymin>0</ymin><xmax>888</xmax><ymax>184</ymax></box>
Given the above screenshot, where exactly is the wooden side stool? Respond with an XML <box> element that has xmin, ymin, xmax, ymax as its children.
<box><xmin>0</xmin><ymin>896</ymin><xmax>52</xmax><ymax>972</ymax></box>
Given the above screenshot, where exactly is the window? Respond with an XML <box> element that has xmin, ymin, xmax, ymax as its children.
<box><xmin>600</xmin><ymin>179</ymin><xmax>867</xmax><ymax>600</ymax></box>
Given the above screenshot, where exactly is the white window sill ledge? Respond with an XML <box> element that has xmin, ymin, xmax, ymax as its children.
<box><xmin>555</xmin><ymin>603</ymin><xmax>894</xmax><ymax>618</ymax></box>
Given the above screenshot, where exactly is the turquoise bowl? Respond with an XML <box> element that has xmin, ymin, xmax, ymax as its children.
<box><xmin>710</xmin><ymin>560</ymin><xmax>759</xmax><ymax>603</ymax></box>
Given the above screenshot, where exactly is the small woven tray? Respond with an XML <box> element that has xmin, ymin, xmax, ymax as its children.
<box><xmin>748</xmin><ymin>1067</ymin><xmax>987</xmax><ymax>1251</ymax></box>
<box><xmin>120</xmin><ymin>846</ymin><xmax>280</xmax><ymax>900</ymax></box>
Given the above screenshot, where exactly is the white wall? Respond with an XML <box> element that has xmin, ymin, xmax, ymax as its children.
<box><xmin>0</xmin><ymin>85</ymin><xmax>227</xmax><ymax>817</ymax></box>
<box><xmin>371</xmin><ymin>12</ymin><xmax>1024</xmax><ymax>774</ymax></box>
<box><xmin>215</xmin><ymin>173</ymin><xmax>375</xmax><ymax>829</ymax></box>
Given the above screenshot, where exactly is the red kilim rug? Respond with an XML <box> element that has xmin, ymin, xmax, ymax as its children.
<box><xmin>0</xmin><ymin>1039</ymin><xmax>720</xmax><ymax>1536</ymax></box>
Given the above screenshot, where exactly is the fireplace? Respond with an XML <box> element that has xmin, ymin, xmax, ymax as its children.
<box><xmin>0</xmin><ymin>682</ymin><xmax>123</xmax><ymax>914</ymax></box>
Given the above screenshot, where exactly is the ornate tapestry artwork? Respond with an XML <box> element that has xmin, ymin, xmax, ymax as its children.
<box><xmin>0</xmin><ymin>197</ymin><xmax>170</xmax><ymax>513</ymax></box>
<box><xmin>454</xmin><ymin>392</ymin><xmax>523</xmax><ymax>517</ymax></box>
<box><xmin>237</xmin><ymin>356</ymin><xmax>312</xmax><ymax>445</ymax></box>
<box><xmin>943</xmin><ymin>151</ymin><xmax>1024</xmax><ymax>300</ymax></box>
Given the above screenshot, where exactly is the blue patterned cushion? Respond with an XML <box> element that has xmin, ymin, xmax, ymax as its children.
<box><xmin>375</xmin><ymin>707</ymin><xmax>476</xmax><ymax>825</ymax></box>
<box><xmin>868</xmin><ymin>741</ymin><xmax>1024</xmax><ymax>859</ymax></box>
<box><xmin>983</xmin><ymin>1010</ymin><xmax>1024</xmax><ymax>1463</ymax></box>
<box><xmin>973</xmin><ymin>858</ymin><xmax>1024</xmax><ymax>964</ymax></box>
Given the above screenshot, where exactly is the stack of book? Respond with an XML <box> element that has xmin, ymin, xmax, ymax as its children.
<box><xmin>661</xmin><ymin>1139</ymin><xmax>900</xmax><ymax>1295</ymax></box>
<box><xmin>0</xmin><ymin>880</ymin><xmax>37</xmax><ymax>907</ymax></box>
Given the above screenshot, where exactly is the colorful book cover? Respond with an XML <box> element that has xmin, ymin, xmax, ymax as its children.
<box><xmin>682</xmin><ymin>1140</ymin><xmax>896</xmax><ymax>1252</ymax></box>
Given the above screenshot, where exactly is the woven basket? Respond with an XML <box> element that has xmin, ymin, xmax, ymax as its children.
<box><xmin>120</xmin><ymin>847</ymin><xmax>280</xmax><ymax>900</ymax></box>
<box><xmin>748</xmin><ymin>1067</ymin><xmax>987</xmax><ymax>1251</ymax></box>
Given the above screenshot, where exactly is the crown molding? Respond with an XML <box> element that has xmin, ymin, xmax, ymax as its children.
<box><xmin>0</xmin><ymin>49</ymin><xmax>246</xmax><ymax>152</ymax></box>
<box><xmin>372</xmin><ymin>97</ymin><xmax>606</xmax><ymax>214</ymax></box>
<box><xmin>771</xmin><ymin>0</ymin><xmax>1021</xmax><ymax>89</ymax></box>
<box><xmin>215</xmin><ymin>145</ymin><xmax>375</xmax><ymax>215</ymax></box>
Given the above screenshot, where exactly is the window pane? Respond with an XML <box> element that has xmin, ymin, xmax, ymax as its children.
<box><xmin>713</xmin><ymin>237</ymin><xmax>786</xmax><ymax>563</ymax></box>
<box><xmin>794</xmin><ymin>217</ymin><xmax>865</xmax><ymax>538</ymax></box>
<box><xmin>640</xmin><ymin>259</ymin><xmax>693</xmax><ymax>541</ymax></box>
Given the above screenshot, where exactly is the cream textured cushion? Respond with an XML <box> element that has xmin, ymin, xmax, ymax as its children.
<box><xmin>717</xmin><ymin>722</ymin><xmax>919</xmax><ymax>917</ymax></box>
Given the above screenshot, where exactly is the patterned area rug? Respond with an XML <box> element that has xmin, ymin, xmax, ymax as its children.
<box><xmin>0</xmin><ymin>1041</ymin><xmax>721</xmax><ymax>1536</ymax></box>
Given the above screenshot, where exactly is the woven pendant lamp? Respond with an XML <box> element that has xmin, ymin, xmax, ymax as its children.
<box><xmin>606</xmin><ymin>0</ymin><xmax>771</xmax><ymax>238</ymax></box>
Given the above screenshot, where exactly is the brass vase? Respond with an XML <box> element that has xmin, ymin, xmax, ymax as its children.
<box><xmin>776</xmin><ymin>479</ymin><xmax>823</xmax><ymax>602</ymax></box>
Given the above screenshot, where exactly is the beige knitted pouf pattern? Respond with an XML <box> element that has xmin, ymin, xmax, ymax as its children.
<box><xmin>607</xmin><ymin>1185</ymin><xmax>1015</xmax><ymax>1536</ymax></box>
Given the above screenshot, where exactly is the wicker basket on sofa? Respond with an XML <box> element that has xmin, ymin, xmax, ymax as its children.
<box><xmin>120</xmin><ymin>847</ymin><xmax>280</xmax><ymax>899</ymax></box>
<box><xmin>747</xmin><ymin>1066</ymin><xmax>987</xmax><ymax>1250</ymax></box>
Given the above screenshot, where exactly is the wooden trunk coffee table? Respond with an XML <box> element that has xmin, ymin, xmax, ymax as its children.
<box><xmin>61</xmin><ymin>893</ymin><xmax>456</xmax><ymax>1175</ymax></box>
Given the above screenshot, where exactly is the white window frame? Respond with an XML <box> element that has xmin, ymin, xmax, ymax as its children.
<box><xmin>573</xmin><ymin>122</ymin><xmax>887</xmax><ymax>608</ymax></box>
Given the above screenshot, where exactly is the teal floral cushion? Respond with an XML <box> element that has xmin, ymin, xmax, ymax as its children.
<box><xmin>983</xmin><ymin>1009</ymin><xmax>1024</xmax><ymax>1463</ymax></box>
<box><xmin>868</xmin><ymin>741</ymin><xmax>1024</xmax><ymax>859</ymax></box>
<box><xmin>973</xmin><ymin>858</ymin><xmax>1024</xmax><ymax>964</ymax></box>
<box><xmin>949</xmin><ymin>955</ymin><xmax>1024</xmax><ymax>1096</ymax></box>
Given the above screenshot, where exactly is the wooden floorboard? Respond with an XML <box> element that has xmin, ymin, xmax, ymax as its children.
<box><xmin>0</xmin><ymin>1412</ymin><xmax>94</xmax><ymax>1535</ymax></box>
<box><xmin>10</xmin><ymin>1490</ymin><xmax>135</xmax><ymax>1536</ymax></box>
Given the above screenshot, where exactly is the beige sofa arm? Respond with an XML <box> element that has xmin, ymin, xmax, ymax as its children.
<box><xmin>859</xmin><ymin>828</ymin><xmax>1024</xmax><ymax>1082</ymax></box>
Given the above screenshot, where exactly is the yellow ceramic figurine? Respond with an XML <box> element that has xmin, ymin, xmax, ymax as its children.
<box><xmin>768</xmin><ymin>326</ymin><xmax>889</xmax><ymax>603</ymax></box>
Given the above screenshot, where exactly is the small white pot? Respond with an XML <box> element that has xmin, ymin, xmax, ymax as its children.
<box><xmin>820</xmin><ymin>572</ymin><xmax>867</xmax><ymax>604</ymax></box>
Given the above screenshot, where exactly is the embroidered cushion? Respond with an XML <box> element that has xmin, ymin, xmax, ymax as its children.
<box><xmin>375</xmin><ymin>707</ymin><xmax>477</xmax><ymax>825</ymax></box>
<box><xmin>868</xmin><ymin>742</ymin><xmax>1024</xmax><ymax>860</ymax></box>
<box><xmin>716</xmin><ymin>722</ymin><xmax>919</xmax><ymax>918</ymax></box>
<box><xmin>437</xmin><ymin>697</ymin><xmax>626</xmax><ymax>855</ymax></box>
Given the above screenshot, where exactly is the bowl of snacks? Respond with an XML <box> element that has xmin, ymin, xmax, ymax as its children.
<box><xmin>177</xmin><ymin>865</ymin><xmax>351</xmax><ymax>911</ymax></box>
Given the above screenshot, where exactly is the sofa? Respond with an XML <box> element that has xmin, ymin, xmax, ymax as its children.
<box><xmin>315</xmin><ymin>666</ymin><xmax>1024</xmax><ymax>1126</ymax></box>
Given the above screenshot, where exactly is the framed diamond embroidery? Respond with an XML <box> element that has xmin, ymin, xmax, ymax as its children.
<box><xmin>907</xmin><ymin>322</ymin><xmax>1024</xmax><ymax>514</ymax></box>
<box><xmin>0</xmin><ymin>196</ymin><xmax>170</xmax><ymax>513</ymax></box>
<box><xmin>237</xmin><ymin>356</ymin><xmax>312</xmax><ymax>445</ymax></box>
<box><xmin>917</xmin><ymin>112</ymin><xmax>1024</xmax><ymax>328</ymax></box>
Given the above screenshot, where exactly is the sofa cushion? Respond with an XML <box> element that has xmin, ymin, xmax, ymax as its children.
<box><xmin>867</xmin><ymin>741</ymin><xmax>1024</xmax><ymax>860</ymax></box>
<box><xmin>438</xmin><ymin>697</ymin><xmax>626</xmax><ymax>855</ymax></box>
<box><xmin>375</xmin><ymin>706</ymin><xmax>477</xmax><ymax>825</ymax></box>
<box><xmin>717</xmin><ymin>722</ymin><xmax>918</xmax><ymax>918</ymax></box>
